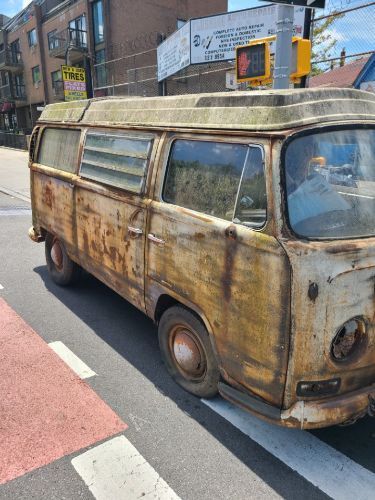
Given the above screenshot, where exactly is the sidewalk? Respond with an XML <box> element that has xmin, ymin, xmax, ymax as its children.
<box><xmin>0</xmin><ymin>147</ymin><xmax>30</xmax><ymax>202</ymax></box>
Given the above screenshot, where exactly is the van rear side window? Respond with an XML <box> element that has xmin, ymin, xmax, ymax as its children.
<box><xmin>80</xmin><ymin>131</ymin><xmax>153</xmax><ymax>193</ymax></box>
<box><xmin>38</xmin><ymin>128</ymin><xmax>81</xmax><ymax>173</ymax></box>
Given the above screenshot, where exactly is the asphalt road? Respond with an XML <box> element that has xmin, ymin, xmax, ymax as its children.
<box><xmin>0</xmin><ymin>147</ymin><xmax>374</xmax><ymax>499</ymax></box>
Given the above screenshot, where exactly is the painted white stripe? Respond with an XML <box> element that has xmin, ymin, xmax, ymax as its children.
<box><xmin>0</xmin><ymin>284</ymin><xmax>3</xmax><ymax>290</ymax></box>
<box><xmin>72</xmin><ymin>435</ymin><xmax>180</xmax><ymax>500</ymax></box>
<box><xmin>203</xmin><ymin>397</ymin><xmax>375</xmax><ymax>500</ymax></box>
<box><xmin>48</xmin><ymin>341</ymin><xmax>96</xmax><ymax>379</ymax></box>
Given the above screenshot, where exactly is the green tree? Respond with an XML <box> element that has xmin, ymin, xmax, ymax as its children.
<box><xmin>311</xmin><ymin>12</ymin><xmax>345</xmax><ymax>76</ymax></box>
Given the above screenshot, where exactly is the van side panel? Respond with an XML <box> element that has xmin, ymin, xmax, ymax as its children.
<box><xmin>146</xmin><ymin>202</ymin><xmax>291</xmax><ymax>407</ymax></box>
<box><xmin>31</xmin><ymin>171</ymin><xmax>76</xmax><ymax>258</ymax></box>
<box><xmin>74</xmin><ymin>185</ymin><xmax>147</xmax><ymax>311</ymax></box>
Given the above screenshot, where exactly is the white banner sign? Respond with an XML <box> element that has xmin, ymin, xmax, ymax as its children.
<box><xmin>190</xmin><ymin>5</ymin><xmax>305</xmax><ymax>64</ymax></box>
<box><xmin>157</xmin><ymin>22</ymin><xmax>191</xmax><ymax>82</ymax></box>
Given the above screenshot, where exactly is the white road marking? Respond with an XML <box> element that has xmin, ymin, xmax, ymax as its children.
<box><xmin>48</xmin><ymin>341</ymin><xmax>96</xmax><ymax>379</ymax></box>
<box><xmin>71</xmin><ymin>435</ymin><xmax>180</xmax><ymax>500</ymax></box>
<box><xmin>203</xmin><ymin>397</ymin><xmax>375</xmax><ymax>500</ymax></box>
<box><xmin>0</xmin><ymin>284</ymin><xmax>3</xmax><ymax>290</ymax></box>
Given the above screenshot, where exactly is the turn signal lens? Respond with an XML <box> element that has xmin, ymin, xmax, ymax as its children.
<box><xmin>331</xmin><ymin>317</ymin><xmax>366</xmax><ymax>361</ymax></box>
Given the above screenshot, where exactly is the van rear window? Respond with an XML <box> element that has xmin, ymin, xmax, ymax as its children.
<box><xmin>80</xmin><ymin>131</ymin><xmax>153</xmax><ymax>193</ymax></box>
<box><xmin>38</xmin><ymin>128</ymin><xmax>81</xmax><ymax>173</ymax></box>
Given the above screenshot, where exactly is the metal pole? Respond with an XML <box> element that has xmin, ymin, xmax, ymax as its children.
<box><xmin>273</xmin><ymin>4</ymin><xmax>294</xmax><ymax>90</ymax></box>
<box><xmin>300</xmin><ymin>8</ymin><xmax>313</xmax><ymax>88</ymax></box>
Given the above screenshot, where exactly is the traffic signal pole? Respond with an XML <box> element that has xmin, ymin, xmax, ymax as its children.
<box><xmin>273</xmin><ymin>4</ymin><xmax>295</xmax><ymax>89</ymax></box>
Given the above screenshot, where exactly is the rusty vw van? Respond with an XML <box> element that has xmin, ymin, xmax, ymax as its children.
<box><xmin>28</xmin><ymin>89</ymin><xmax>375</xmax><ymax>429</ymax></box>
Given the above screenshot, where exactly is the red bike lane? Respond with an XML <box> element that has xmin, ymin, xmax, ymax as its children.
<box><xmin>0</xmin><ymin>298</ymin><xmax>127</xmax><ymax>485</ymax></box>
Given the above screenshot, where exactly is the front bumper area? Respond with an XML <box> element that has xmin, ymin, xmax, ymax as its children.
<box><xmin>28</xmin><ymin>226</ymin><xmax>45</xmax><ymax>243</ymax></box>
<box><xmin>219</xmin><ymin>382</ymin><xmax>375</xmax><ymax>429</ymax></box>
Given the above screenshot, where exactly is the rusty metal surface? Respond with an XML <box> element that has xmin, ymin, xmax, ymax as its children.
<box><xmin>281</xmin><ymin>384</ymin><xmax>375</xmax><ymax>429</ymax></box>
<box><xmin>280</xmin><ymin>237</ymin><xmax>375</xmax><ymax>411</ymax></box>
<box><xmin>30</xmin><ymin>98</ymin><xmax>375</xmax><ymax>428</ymax></box>
<box><xmin>145</xmin><ymin>134</ymin><xmax>291</xmax><ymax>407</ymax></box>
<box><xmin>38</xmin><ymin>89</ymin><xmax>375</xmax><ymax>131</ymax></box>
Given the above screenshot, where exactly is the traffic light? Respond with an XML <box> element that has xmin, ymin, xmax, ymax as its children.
<box><xmin>235</xmin><ymin>36</ymin><xmax>311</xmax><ymax>85</ymax></box>
<box><xmin>290</xmin><ymin>37</ymin><xmax>311</xmax><ymax>81</ymax></box>
<box><xmin>236</xmin><ymin>38</ymin><xmax>272</xmax><ymax>85</ymax></box>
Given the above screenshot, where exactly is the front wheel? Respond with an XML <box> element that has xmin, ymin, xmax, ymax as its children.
<box><xmin>158</xmin><ymin>306</ymin><xmax>220</xmax><ymax>398</ymax></box>
<box><xmin>45</xmin><ymin>232</ymin><xmax>80</xmax><ymax>286</ymax></box>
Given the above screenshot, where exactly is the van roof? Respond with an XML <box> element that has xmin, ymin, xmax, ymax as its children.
<box><xmin>38</xmin><ymin>88</ymin><xmax>375</xmax><ymax>132</ymax></box>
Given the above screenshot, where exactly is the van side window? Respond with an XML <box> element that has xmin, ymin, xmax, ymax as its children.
<box><xmin>38</xmin><ymin>128</ymin><xmax>81</xmax><ymax>173</ymax></box>
<box><xmin>163</xmin><ymin>139</ymin><xmax>266</xmax><ymax>225</ymax></box>
<box><xmin>80</xmin><ymin>131</ymin><xmax>153</xmax><ymax>193</ymax></box>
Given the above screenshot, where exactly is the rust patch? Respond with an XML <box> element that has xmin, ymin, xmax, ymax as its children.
<box><xmin>43</xmin><ymin>184</ymin><xmax>53</xmax><ymax>209</ymax></box>
<box><xmin>221</xmin><ymin>225</ymin><xmax>239</xmax><ymax>302</ymax></box>
<box><xmin>194</xmin><ymin>232</ymin><xmax>205</xmax><ymax>240</ymax></box>
<box><xmin>82</xmin><ymin>231</ymin><xmax>89</xmax><ymax>254</ymax></box>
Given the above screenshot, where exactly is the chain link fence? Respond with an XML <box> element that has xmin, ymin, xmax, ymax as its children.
<box><xmin>93</xmin><ymin>1</ymin><xmax>374</xmax><ymax>97</ymax></box>
<box><xmin>311</xmin><ymin>1</ymin><xmax>374</xmax><ymax>73</ymax></box>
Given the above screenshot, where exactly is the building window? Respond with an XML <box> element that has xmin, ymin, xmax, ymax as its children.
<box><xmin>51</xmin><ymin>69</ymin><xmax>62</xmax><ymax>90</ymax></box>
<box><xmin>95</xmin><ymin>49</ymin><xmax>106</xmax><ymax>88</ymax></box>
<box><xmin>48</xmin><ymin>30</ymin><xmax>58</xmax><ymax>50</ymax></box>
<box><xmin>10</xmin><ymin>39</ymin><xmax>21</xmax><ymax>63</ymax></box>
<box><xmin>28</xmin><ymin>28</ymin><xmax>37</xmax><ymax>47</ymax></box>
<box><xmin>32</xmin><ymin>65</ymin><xmax>41</xmax><ymax>85</ymax></box>
<box><xmin>14</xmin><ymin>74</ymin><xmax>25</xmax><ymax>98</ymax></box>
<box><xmin>0</xmin><ymin>71</ymin><xmax>9</xmax><ymax>87</ymax></box>
<box><xmin>69</xmin><ymin>15</ymin><xmax>87</xmax><ymax>48</ymax></box>
<box><xmin>92</xmin><ymin>0</ymin><xmax>104</xmax><ymax>45</ymax></box>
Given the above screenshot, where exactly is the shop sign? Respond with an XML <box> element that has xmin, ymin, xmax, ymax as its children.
<box><xmin>62</xmin><ymin>65</ymin><xmax>87</xmax><ymax>101</ymax></box>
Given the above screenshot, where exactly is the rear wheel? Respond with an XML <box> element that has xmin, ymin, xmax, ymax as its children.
<box><xmin>158</xmin><ymin>306</ymin><xmax>220</xmax><ymax>398</ymax></box>
<box><xmin>45</xmin><ymin>232</ymin><xmax>80</xmax><ymax>286</ymax></box>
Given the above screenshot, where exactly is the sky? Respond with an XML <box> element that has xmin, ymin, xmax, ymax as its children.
<box><xmin>0</xmin><ymin>0</ymin><xmax>29</xmax><ymax>18</ymax></box>
<box><xmin>0</xmin><ymin>0</ymin><xmax>372</xmax><ymax>61</ymax></box>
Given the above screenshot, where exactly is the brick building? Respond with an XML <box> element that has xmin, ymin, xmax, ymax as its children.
<box><xmin>0</xmin><ymin>0</ymin><xmax>227</xmax><ymax>133</ymax></box>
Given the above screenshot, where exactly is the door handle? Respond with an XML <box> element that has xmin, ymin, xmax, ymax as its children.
<box><xmin>148</xmin><ymin>233</ymin><xmax>165</xmax><ymax>246</ymax></box>
<box><xmin>128</xmin><ymin>226</ymin><xmax>143</xmax><ymax>237</ymax></box>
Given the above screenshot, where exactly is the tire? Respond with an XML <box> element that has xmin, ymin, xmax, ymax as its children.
<box><xmin>45</xmin><ymin>232</ymin><xmax>80</xmax><ymax>286</ymax></box>
<box><xmin>158</xmin><ymin>306</ymin><xmax>220</xmax><ymax>398</ymax></box>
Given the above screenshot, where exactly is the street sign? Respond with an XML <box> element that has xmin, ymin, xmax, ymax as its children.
<box><xmin>259</xmin><ymin>0</ymin><xmax>325</xmax><ymax>9</ymax></box>
<box><xmin>157</xmin><ymin>22</ymin><xmax>190</xmax><ymax>82</ymax></box>
<box><xmin>61</xmin><ymin>65</ymin><xmax>87</xmax><ymax>102</ymax></box>
<box><xmin>190</xmin><ymin>5</ymin><xmax>305</xmax><ymax>65</ymax></box>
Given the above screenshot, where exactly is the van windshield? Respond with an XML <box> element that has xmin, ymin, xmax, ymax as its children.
<box><xmin>284</xmin><ymin>128</ymin><xmax>375</xmax><ymax>239</ymax></box>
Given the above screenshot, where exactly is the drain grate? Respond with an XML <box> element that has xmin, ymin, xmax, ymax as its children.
<box><xmin>0</xmin><ymin>206</ymin><xmax>32</xmax><ymax>216</ymax></box>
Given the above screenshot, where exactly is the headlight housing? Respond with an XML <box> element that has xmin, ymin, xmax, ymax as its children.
<box><xmin>331</xmin><ymin>317</ymin><xmax>367</xmax><ymax>362</ymax></box>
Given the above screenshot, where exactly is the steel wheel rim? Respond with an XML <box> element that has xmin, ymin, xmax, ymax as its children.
<box><xmin>169</xmin><ymin>324</ymin><xmax>207</xmax><ymax>382</ymax></box>
<box><xmin>51</xmin><ymin>238</ymin><xmax>63</xmax><ymax>271</ymax></box>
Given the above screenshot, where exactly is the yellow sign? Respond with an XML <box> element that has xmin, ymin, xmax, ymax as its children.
<box><xmin>62</xmin><ymin>65</ymin><xmax>87</xmax><ymax>101</ymax></box>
